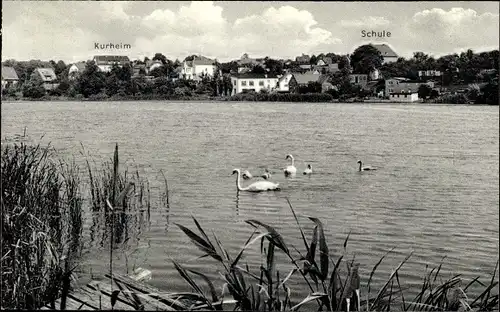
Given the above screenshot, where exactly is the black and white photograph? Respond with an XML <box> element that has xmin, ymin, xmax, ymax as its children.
<box><xmin>1</xmin><ymin>1</ymin><xmax>499</xmax><ymax>311</ymax></box>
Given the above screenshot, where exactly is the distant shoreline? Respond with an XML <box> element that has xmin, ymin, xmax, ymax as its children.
<box><xmin>1</xmin><ymin>96</ymin><xmax>496</xmax><ymax>106</ymax></box>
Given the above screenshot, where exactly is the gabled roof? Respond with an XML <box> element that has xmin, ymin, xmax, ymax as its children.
<box><xmin>293</xmin><ymin>73</ymin><xmax>322</xmax><ymax>84</ymax></box>
<box><xmin>2</xmin><ymin>66</ymin><xmax>19</xmax><ymax>80</ymax></box>
<box><xmin>299</xmin><ymin>64</ymin><xmax>312</xmax><ymax>69</ymax></box>
<box><xmin>193</xmin><ymin>55</ymin><xmax>215</xmax><ymax>66</ymax></box>
<box><xmin>71</xmin><ymin>62</ymin><xmax>86</xmax><ymax>71</ymax></box>
<box><xmin>36</xmin><ymin>68</ymin><xmax>57</xmax><ymax>82</ymax></box>
<box><xmin>231</xmin><ymin>73</ymin><xmax>278</xmax><ymax>79</ymax></box>
<box><xmin>146</xmin><ymin>60</ymin><xmax>163</xmax><ymax>67</ymax></box>
<box><xmin>278</xmin><ymin>73</ymin><xmax>293</xmax><ymax>83</ymax></box>
<box><xmin>93</xmin><ymin>55</ymin><xmax>130</xmax><ymax>64</ymax></box>
<box><xmin>371</xmin><ymin>44</ymin><xmax>398</xmax><ymax>58</ymax></box>
<box><xmin>323</xmin><ymin>57</ymin><xmax>333</xmax><ymax>65</ymax></box>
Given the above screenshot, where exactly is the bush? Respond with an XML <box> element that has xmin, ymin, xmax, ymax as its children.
<box><xmin>229</xmin><ymin>92</ymin><xmax>334</xmax><ymax>102</ymax></box>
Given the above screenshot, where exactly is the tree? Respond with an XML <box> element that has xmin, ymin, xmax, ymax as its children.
<box><xmin>350</xmin><ymin>45</ymin><xmax>383</xmax><ymax>74</ymax></box>
<box><xmin>76</xmin><ymin>61</ymin><xmax>106</xmax><ymax>97</ymax></box>
<box><xmin>264</xmin><ymin>58</ymin><xmax>284</xmax><ymax>76</ymax></box>
<box><xmin>54</xmin><ymin>60</ymin><xmax>67</xmax><ymax>78</ymax></box>
<box><xmin>418</xmin><ymin>84</ymin><xmax>432</xmax><ymax>100</ymax></box>
<box><xmin>251</xmin><ymin>65</ymin><xmax>266</xmax><ymax>74</ymax></box>
<box><xmin>152</xmin><ymin>53</ymin><xmax>168</xmax><ymax>65</ymax></box>
<box><xmin>22</xmin><ymin>71</ymin><xmax>46</xmax><ymax>98</ymax></box>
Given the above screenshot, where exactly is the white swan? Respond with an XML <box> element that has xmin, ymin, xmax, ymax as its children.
<box><xmin>284</xmin><ymin>154</ymin><xmax>297</xmax><ymax>176</ymax></box>
<box><xmin>242</xmin><ymin>170</ymin><xmax>253</xmax><ymax>180</ymax></box>
<box><xmin>261</xmin><ymin>169</ymin><xmax>271</xmax><ymax>180</ymax></box>
<box><xmin>233</xmin><ymin>169</ymin><xmax>280</xmax><ymax>192</ymax></box>
<box><xmin>357</xmin><ymin>160</ymin><xmax>376</xmax><ymax>172</ymax></box>
<box><xmin>303</xmin><ymin>164</ymin><xmax>312</xmax><ymax>175</ymax></box>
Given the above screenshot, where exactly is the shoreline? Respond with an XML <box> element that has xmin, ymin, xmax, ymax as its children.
<box><xmin>1</xmin><ymin>96</ymin><xmax>496</xmax><ymax>106</ymax></box>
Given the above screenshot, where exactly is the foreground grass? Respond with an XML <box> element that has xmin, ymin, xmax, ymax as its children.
<box><xmin>1</xmin><ymin>138</ymin><xmax>157</xmax><ymax>309</ymax></box>
<box><xmin>171</xmin><ymin>200</ymin><xmax>499</xmax><ymax>311</ymax></box>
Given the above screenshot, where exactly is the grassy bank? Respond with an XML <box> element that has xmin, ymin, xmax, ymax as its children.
<box><xmin>1</xmin><ymin>137</ymin><xmax>498</xmax><ymax>310</ymax></box>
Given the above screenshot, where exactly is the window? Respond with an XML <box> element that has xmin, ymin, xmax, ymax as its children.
<box><xmin>249</xmin><ymin>81</ymin><xmax>254</xmax><ymax>86</ymax></box>
<box><xmin>404</xmin><ymin>94</ymin><xmax>407</xmax><ymax>98</ymax></box>
<box><xmin>233</xmin><ymin>80</ymin><xmax>236</xmax><ymax>86</ymax></box>
<box><xmin>267</xmin><ymin>80</ymin><xmax>270</xmax><ymax>83</ymax></box>
<box><xmin>284</xmin><ymin>84</ymin><xmax>288</xmax><ymax>87</ymax></box>
<box><xmin>259</xmin><ymin>81</ymin><xmax>264</xmax><ymax>86</ymax></box>
<box><xmin>241</xmin><ymin>80</ymin><xmax>247</xmax><ymax>86</ymax></box>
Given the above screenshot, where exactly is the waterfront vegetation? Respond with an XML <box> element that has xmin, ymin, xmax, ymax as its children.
<box><xmin>1</xmin><ymin>138</ymin><xmax>499</xmax><ymax>310</ymax></box>
<box><xmin>2</xmin><ymin>47</ymin><xmax>498</xmax><ymax>104</ymax></box>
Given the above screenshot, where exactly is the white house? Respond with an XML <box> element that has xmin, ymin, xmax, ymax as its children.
<box><xmin>276</xmin><ymin>73</ymin><xmax>295</xmax><ymax>92</ymax></box>
<box><xmin>389</xmin><ymin>91</ymin><xmax>419</xmax><ymax>102</ymax></box>
<box><xmin>181</xmin><ymin>55</ymin><xmax>217</xmax><ymax>81</ymax></box>
<box><xmin>68</xmin><ymin>62</ymin><xmax>87</xmax><ymax>80</ymax></box>
<box><xmin>93</xmin><ymin>55</ymin><xmax>130</xmax><ymax>72</ymax></box>
<box><xmin>230</xmin><ymin>73</ymin><xmax>279</xmax><ymax>95</ymax></box>
<box><xmin>371</xmin><ymin>44</ymin><xmax>398</xmax><ymax>64</ymax></box>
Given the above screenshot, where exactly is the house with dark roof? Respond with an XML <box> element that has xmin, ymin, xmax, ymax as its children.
<box><xmin>230</xmin><ymin>73</ymin><xmax>279</xmax><ymax>95</ymax></box>
<box><xmin>291</xmin><ymin>73</ymin><xmax>332</xmax><ymax>93</ymax></box>
<box><xmin>371</xmin><ymin>44</ymin><xmax>398</xmax><ymax>64</ymax></box>
<box><xmin>35</xmin><ymin>68</ymin><xmax>59</xmax><ymax>90</ymax></box>
<box><xmin>181</xmin><ymin>55</ymin><xmax>217</xmax><ymax>81</ymax></box>
<box><xmin>68</xmin><ymin>62</ymin><xmax>87</xmax><ymax>80</ymax></box>
<box><xmin>2</xmin><ymin>66</ymin><xmax>20</xmax><ymax>89</ymax></box>
<box><xmin>93</xmin><ymin>55</ymin><xmax>131</xmax><ymax>72</ymax></box>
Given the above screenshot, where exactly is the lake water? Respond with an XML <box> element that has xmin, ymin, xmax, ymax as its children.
<box><xmin>2</xmin><ymin>100</ymin><xmax>499</xmax><ymax>302</ymax></box>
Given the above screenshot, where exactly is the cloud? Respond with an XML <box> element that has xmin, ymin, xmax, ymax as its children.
<box><xmin>404</xmin><ymin>7</ymin><xmax>499</xmax><ymax>54</ymax></box>
<box><xmin>339</xmin><ymin>16</ymin><xmax>391</xmax><ymax>28</ymax></box>
<box><xmin>232</xmin><ymin>6</ymin><xmax>341</xmax><ymax>57</ymax></box>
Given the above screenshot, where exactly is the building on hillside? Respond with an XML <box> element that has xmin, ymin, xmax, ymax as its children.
<box><xmin>133</xmin><ymin>64</ymin><xmax>147</xmax><ymax>77</ymax></box>
<box><xmin>418</xmin><ymin>70</ymin><xmax>442</xmax><ymax>80</ymax></box>
<box><xmin>295</xmin><ymin>54</ymin><xmax>311</xmax><ymax>64</ymax></box>
<box><xmin>349</xmin><ymin>74</ymin><xmax>368</xmax><ymax>87</ymax></box>
<box><xmin>1</xmin><ymin>66</ymin><xmax>20</xmax><ymax>89</ymax></box>
<box><xmin>35</xmin><ymin>68</ymin><xmax>59</xmax><ymax>90</ymax></box>
<box><xmin>389</xmin><ymin>91</ymin><xmax>419</xmax><ymax>102</ymax></box>
<box><xmin>276</xmin><ymin>73</ymin><xmax>297</xmax><ymax>93</ymax></box>
<box><xmin>93</xmin><ymin>55</ymin><xmax>131</xmax><ymax>72</ymax></box>
<box><xmin>146</xmin><ymin>60</ymin><xmax>163</xmax><ymax>73</ymax></box>
<box><xmin>385</xmin><ymin>77</ymin><xmax>434</xmax><ymax>96</ymax></box>
<box><xmin>230</xmin><ymin>73</ymin><xmax>279</xmax><ymax>95</ymax></box>
<box><xmin>371</xmin><ymin>44</ymin><xmax>398</xmax><ymax>64</ymax></box>
<box><xmin>181</xmin><ymin>55</ymin><xmax>217</xmax><ymax>81</ymax></box>
<box><xmin>68</xmin><ymin>62</ymin><xmax>87</xmax><ymax>80</ymax></box>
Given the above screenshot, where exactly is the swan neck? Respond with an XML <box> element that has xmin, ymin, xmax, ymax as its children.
<box><xmin>236</xmin><ymin>171</ymin><xmax>247</xmax><ymax>191</ymax></box>
<box><xmin>289</xmin><ymin>156</ymin><xmax>295</xmax><ymax>166</ymax></box>
<box><xmin>358</xmin><ymin>163</ymin><xmax>362</xmax><ymax>171</ymax></box>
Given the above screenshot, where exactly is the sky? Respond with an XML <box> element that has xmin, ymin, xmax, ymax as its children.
<box><xmin>2</xmin><ymin>1</ymin><xmax>499</xmax><ymax>63</ymax></box>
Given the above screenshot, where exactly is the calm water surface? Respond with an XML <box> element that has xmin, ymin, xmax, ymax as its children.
<box><xmin>2</xmin><ymin>101</ymin><xmax>499</xmax><ymax>300</ymax></box>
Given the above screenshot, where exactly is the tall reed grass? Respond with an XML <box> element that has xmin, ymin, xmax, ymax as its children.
<box><xmin>1</xmin><ymin>141</ymin><xmax>83</xmax><ymax>309</ymax></box>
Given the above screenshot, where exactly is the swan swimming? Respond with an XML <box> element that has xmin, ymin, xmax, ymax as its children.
<box><xmin>233</xmin><ymin>169</ymin><xmax>280</xmax><ymax>192</ymax></box>
<box><xmin>261</xmin><ymin>169</ymin><xmax>271</xmax><ymax>180</ymax></box>
<box><xmin>303</xmin><ymin>164</ymin><xmax>312</xmax><ymax>175</ymax></box>
<box><xmin>242</xmin><ymin>170</ymin><xmax>253</xmax><ymax>180</ymax></box>
<box><xmin>357</xmin><ymin>160</ymin><xmax>376</xmax><ymax>172</ymax></box>
<box><xmin>284</xmin><ymin>154</ymin><xmax>297</xmax><ymax>176</ymax></box>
